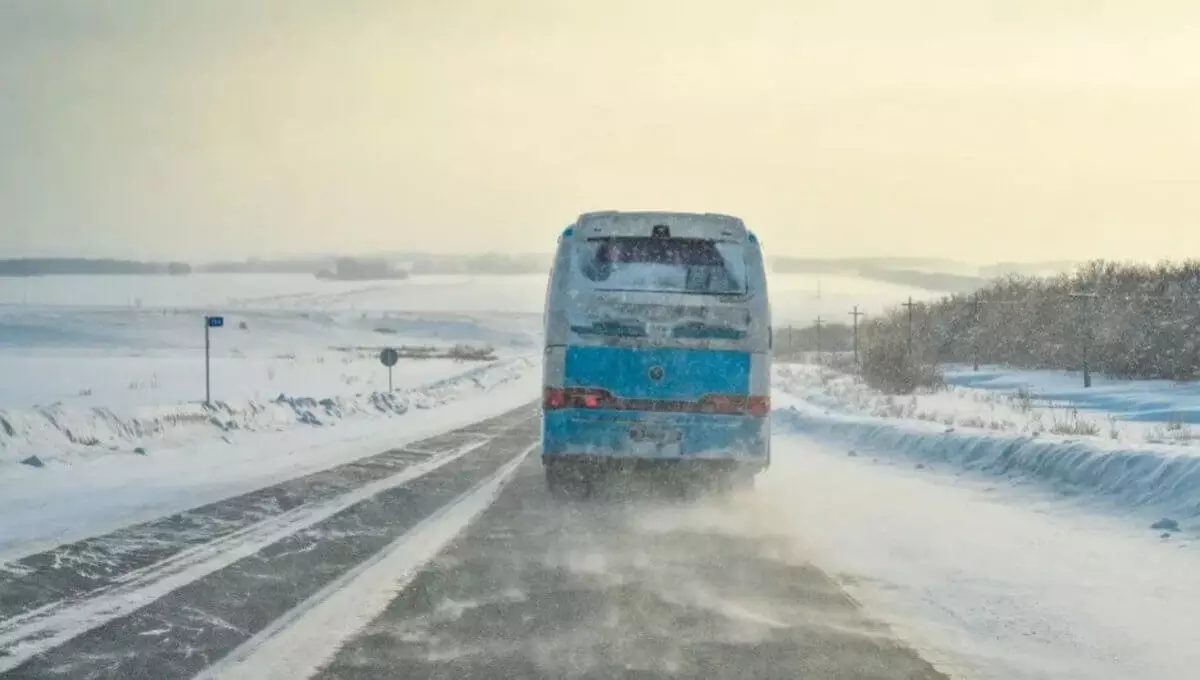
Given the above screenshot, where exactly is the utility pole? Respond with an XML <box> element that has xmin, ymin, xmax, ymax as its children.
<box><xmin>813</xmin><ymin>316</ymin><xmax>825</xmax><ymax>382</ymax></box>
<box><xmin>849</xmin><ymin>305</ymin><xmax>864</xmax><ymax>366</ymax></box>
<box><xmin>1069</xmin><ymin>292</ymin><xmax>1097</xmax><ymax>388</ymax></box>
<box><xmin>971</xmin><ymin>292</ymin><xmax>980</xmax><ymax>372</ymax></box>
<box><xmin>902</xmin><ymin>297</ymin><xmax>917</xmax><ymax>359</ymax></box>
<box><xmin>813</xmin><ymin>316</ymin><xmax>824</xmax><ymax>366</ymax></box>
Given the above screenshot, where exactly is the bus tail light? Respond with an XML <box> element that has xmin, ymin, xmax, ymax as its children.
<box><xmin>546</xmin><ymin>389</ymin><xmax>769</xmax><ymax>416</ymax></box>
<box><xmin>570</xmin><ymin>388</ymin><xmax>614</xmax><ymax>409</ymax></box>
<box><xmin>747</xmin><ymin>396</ymin><xmax>771</xmax><ymax>417</ymax></box>
<box><xmin>543</xmin><ymin>387</ymin><xmax>566</xmax><ymax>410</ymax></box>
<box><xmin>544</xmin><ymin>387</ymin><xmax>615</xmax><ymax>410</ymax></box>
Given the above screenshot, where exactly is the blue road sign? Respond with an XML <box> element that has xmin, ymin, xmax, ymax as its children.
<box><xmin>206</xmin><ymin>316</ymin><xmax>225</xmax><ymax>328</ymax></box>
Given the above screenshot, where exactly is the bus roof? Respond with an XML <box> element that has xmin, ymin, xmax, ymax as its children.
<box><xmin>571</xmin><ymin>211</ymin><xmax>748</xmax><ymax>242</ymax></box>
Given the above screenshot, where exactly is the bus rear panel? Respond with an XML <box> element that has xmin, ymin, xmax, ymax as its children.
<box><xmin>541</xmin><ymin>211</ymin><xmax>771</xmax><ymax>492</ymax></box>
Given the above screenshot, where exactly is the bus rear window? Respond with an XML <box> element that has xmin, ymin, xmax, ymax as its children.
<box><xmin>573</xmin><ymin>237</ymin><xmax>747</xmax><ymax>295</ymax></box>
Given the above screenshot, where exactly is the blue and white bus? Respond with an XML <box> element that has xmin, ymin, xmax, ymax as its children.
<box><xmin>541</xmin><ymin>211</ymin><xmax>771</xmax><ymax>496</ymax></box>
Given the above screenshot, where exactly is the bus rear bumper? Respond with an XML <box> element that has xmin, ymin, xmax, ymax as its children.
<box><xmin>541</xmin><ymin>409</ymin><xmax>769</xmax><ymax>470</ymax></box>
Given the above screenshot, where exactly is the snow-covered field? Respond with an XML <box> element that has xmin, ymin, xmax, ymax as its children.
<box><xmin>0</xmin><ymin>275</ymin><xmax>545</xmax><ymax>453</ymax></box>
<box><xmin>778</xmin><ymin>363</ymin><xmax>1200</xmax><ymax>446</ymax></box>
<box><xmin>944</xmin><ymin>365</ymin><xmax>1200</xmax><ymax>426</ymax></box>
<box><xmin>0</xmin><ymin>274</ymin><xmax>553</xmax><ymax>558</ymax></box>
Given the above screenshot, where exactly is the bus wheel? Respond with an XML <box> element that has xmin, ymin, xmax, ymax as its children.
<box><xmin>545</xmin><ymin>459</ymin><xmax>589</xmax><ymax>500</ymax></box>
<box><xmin>732</xmin><ymin>470</ymin><xmax>757</xmax><ymax>492</ymax></box>
<box><xmin>703</xmin><ymin>469</ymin><xmax>734</xmax><ymax>495</ymax></box>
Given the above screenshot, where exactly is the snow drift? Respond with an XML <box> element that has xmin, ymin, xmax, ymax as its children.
<box><xmin>0</xmin><ymin>357</ymin><xmax>534</xmax><ymax>468</ymax></box>
<box><xmin>775</xmin><ymin>407</ymin><xmax>1200</xmax><ymax>521</ymax></box>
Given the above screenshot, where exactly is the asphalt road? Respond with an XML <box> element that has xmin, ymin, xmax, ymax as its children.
<box><xmin>2</xmin><ymin>406</ymin><xmax>947</xmax><ymax>680</ymax></box>
<box><xmin>315</xmin><ymin>455</ymin><xmax>946</xmax><ymax>680</ymax></box>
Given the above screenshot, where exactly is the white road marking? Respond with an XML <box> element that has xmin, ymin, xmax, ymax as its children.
<box><xmin>205</xmin><ymin>444</ymin><xmax>535</xmax><ymax>680</ymax></box>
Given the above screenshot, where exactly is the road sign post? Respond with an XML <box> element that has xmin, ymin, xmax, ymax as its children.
<box><xmin>380</xmin><ymin>347</ymin><xmax>399</xmax><ymax>392</ymax></box>
<box><xmin>205</xmin><ymin>316</ymin><xmax>224</xmax><ymax>404</ymax></box>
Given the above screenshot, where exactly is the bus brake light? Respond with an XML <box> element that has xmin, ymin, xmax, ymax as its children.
<box><xmin>543</xmin><ymin>387</ymin><xmax>566</xmax><ymax>410</ymax></box>
<box><xmin>747</xmin><ymin>396</ymin><xmax>771</xmax><ymax>417</ymax></box>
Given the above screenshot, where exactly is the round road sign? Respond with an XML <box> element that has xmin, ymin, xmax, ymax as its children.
<box><xmin>380</xmin><ymin>348</ymin><xmax>399</xmax><ymax>367</ymax></box>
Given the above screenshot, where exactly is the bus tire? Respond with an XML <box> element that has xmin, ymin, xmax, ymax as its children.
<box><xmin>732</xmin><ymin>470</ymin><xmax>757</xmax><ymax>492</ymax></box>
<box><xmin>706</xmin><ymin>469</ymin><xmax>734</xmax><ymax>494</ymax></box>
<box><xmin>545</xmin><ymin>459</ymin><xmax>588</xmax><ymax>500</ymax></box>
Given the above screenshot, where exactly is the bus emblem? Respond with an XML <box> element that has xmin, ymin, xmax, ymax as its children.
<box><xmin>648</xmin><ymin>366</ymin><xmax>665</xmax><ymax>382</ymax></box>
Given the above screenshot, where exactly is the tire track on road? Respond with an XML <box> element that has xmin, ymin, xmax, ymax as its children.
<box><xmin>207</xmin><ymin>443</ymin><xmax>534</xmax><ymax>680</ymax></box>
<box><xmin>316</xmin><ymin>456</ymin><xmax>948</xmax><ymax>680</ymax></box>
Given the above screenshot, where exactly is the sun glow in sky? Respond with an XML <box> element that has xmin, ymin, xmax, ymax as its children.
<box><xmin>4</xmin><ymin>0</ymin><xmax>1200</xmax><ymax>261</ymax></box>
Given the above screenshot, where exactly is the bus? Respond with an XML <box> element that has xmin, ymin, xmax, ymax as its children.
<box><xmin>541</xmin><ymin>211</ymin><xmax>771</xmax><ymax>496</ymax></box>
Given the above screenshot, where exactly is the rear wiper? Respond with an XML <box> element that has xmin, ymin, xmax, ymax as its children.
<box><xmin>570</xmin><ymin>320</ymin><xmax>647</xmax><ymax>337</ymax></box>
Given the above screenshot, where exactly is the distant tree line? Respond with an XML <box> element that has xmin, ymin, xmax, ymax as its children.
<box><xmin>0</xmin><ymin>253</ymin><xmax>552</xmax><ymax>278</ymax></box>
<box><xmin>857</xmin><ymin>260</ymin><xmax>1200</xmax><ymax>392</ymax></box>
<box><xmin>199</xmin><ymin>258</ymin><xmax>326</xmax><ymax>274</ymax></box>
<box><xmin>853</xmin><ymin>267</ymin><xmax>986</xmax><ymax>294</ymax></box>
<box><xmin>408</xmin><ymin>253</ymin><xmax>551</xmax><ymax>275</ymax></box>
<box><xmin>316</xmin><ymin>258</ymin><xmax>409</xmax><ymax>281</ymax></box>
<box><xmin>200</xmin><ymin>253</ymin><xmax>552</xmax><ymax>276</ymax></box>
<box><xmin>0</xmin><ymin>258</ymin><xmax>191</xmax><ymax>277</ymax></box>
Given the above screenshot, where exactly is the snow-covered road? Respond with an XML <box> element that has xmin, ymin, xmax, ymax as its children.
<box><xmin>757</xmin><ymin>434</ymin><xmax>1200</xmax><ymax>680</ymax></box>
<box><xmin>0</xmin><ymin>408</ymin><xmax>947</xmax><ymax>680</ymax></box>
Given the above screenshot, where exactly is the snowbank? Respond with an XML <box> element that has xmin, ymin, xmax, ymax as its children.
<box><xmin>0</xmin><ymin>357</ymin><xmax>534</xmax><ymax>468</ymax></box>
<box><xmin>776</xmin><ymin>363</ymin><xmax>1200</xmax><ymax>446</ymax></box>
<box><xmin>774</xmin><ymin>406</ymin><xmax>1200</xmax><ymax>521</ymax></box>
<box><xmin>773</xmin><ymin>364</ymin><xmax>1200</xmax><ymax>521</ymax></box>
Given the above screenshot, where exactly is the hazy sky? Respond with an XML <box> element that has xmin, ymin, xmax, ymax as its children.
<box><xmin>3</xmin><ymin>1</ymin><xmax>1200</xmax><ymax>261</ymax></box>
